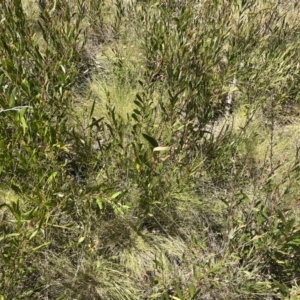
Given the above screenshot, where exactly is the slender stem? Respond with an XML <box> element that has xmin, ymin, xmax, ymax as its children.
<box><xmin>0</xmin><ymin>106</ymin><xmax>32</xmax><ymax>113</ymax></box>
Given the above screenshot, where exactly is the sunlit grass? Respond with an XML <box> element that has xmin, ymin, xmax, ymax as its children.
<box><xmin>87</xmin><ymin>42</ymin><xmax>144</xmax><ymax>119</ymax></box>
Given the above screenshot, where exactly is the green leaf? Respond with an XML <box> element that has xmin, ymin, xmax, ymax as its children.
<box><xmin>47</xmin><ymin>172</ymin><xmax>58</xmax><ymax>184</ymax></box>
<box><xmin>132</xmin><ymin>113</ymin><xmax>139</xmax><ymax>122</ymax></box>
<box><xmin>287</xmin><ymin>238</ymin><xmax>300</xmax><ymax>245</ymax></box>
<box><xmin>19</xmin><ymin>116</ymin><xmax>27</xmax><ymax>135</ymax></box>
<box><xmin>150</xmin><ymin>177</ymin><xmax>159</xmax><ymax>188</ymax></box>
<box><xmin>2</xmin><ymin>68</ymin><xmax>15</xmax><ymax>83</ymax></box>
<box><xmin>0</xmin><ymin>233</ymin><xmax>20</xmax><ymax>242</ymax></box>
<box><xmin>88</xmin><ymin>117</ymin><xmax>104</xmax><ymax>128</ymax></box>
<box><xmin>287</xmin><ymin>227</ymin><xmax>300</xmax><ymax>240</ymax></box>
<box><xmin>155</xmin><ymin>163</ymin><xmax>163</xmax><ymax>174</ymax></box>
<box><xmin>112</xmin><ymin>191</ymin><xmax>122</xmax><ymax>199</ymax></box>
<box><xmin>111</xmin><ymin>191</ymin><xmax>127</xmax><ymax>199</ymax></box>
<box><xmin>96</xmin><ymin>197</ymin><xmax>103</xmax><ymax>210</ymax></box>
<box><xmin>273</xmin><ymin>280</ymin><xmax>289</xmax><ymax>295</ymax></box>
<box><xmin>32</xmin><ymin>242</ymin><xmax>50</xmax><ymax>251</ymax></box>
<box><xmin>29</xmin><ymin>229</ymin><xmax>39</xmax><ymax>240</ymax></box>
<box><xmin>142</xmin><ymin>133</ymin><xmax>159</xmax><ymax>147</ymax></box>
<box><xmin>21</xmin><ymin>78</ymin><xmax>31</xmax><ymax>96</ymax></box>
<box><xmin>134</xmin><ymin>100</ymin><xmax>143</xmax><ymax>108</ymax></box>
<box><xmin>174</xmin><ymin>285</ymin><xmax>184</xmax><ymax>299</ymax></box>
<box><xmin>284</xmin><ymin>219</ymin><xmax>295</xmax><ymax>235</ymax></box>
<box><xmin>11</xmin><ymin>183</ymin><xmax>21</xmax><ymax>193</ymax></box>
<box><xmin>277</xmin><ymin>210</ymin><xmax>286</xmax><ymax>225</ymax></box>
<box><xmin>89</xmin><ymin>97</ymin><xmax>96</xmax><ymax>118</ymax></box>
<box><xmin>9</xmin><ymin>87</ymin><xmax>16</xmax><ymax>107</ymax></box>
<box><xmin>189</xmin><ymin>283</ymin><xmax>195</xmax><ymax>297</ymax></box>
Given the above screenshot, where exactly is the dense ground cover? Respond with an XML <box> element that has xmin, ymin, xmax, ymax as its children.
<box><xmin>1</xmin><ymin>0</ymin><xmax>300</xmax><ymax>299</ymax></box>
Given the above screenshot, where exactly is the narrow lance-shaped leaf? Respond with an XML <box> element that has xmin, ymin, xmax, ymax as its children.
<box><xmin>142</xmin><ymin>133</ymin><xmax>159</xmax><ymax>147</ymax></box>
<box><xmin>153</xmin><ymin>146</ymin><xmax>170</xmax><ymax>151</ymax></box>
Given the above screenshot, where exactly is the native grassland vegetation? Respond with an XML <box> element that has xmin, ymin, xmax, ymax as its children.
<box><xmin>1</xmin><ymin>0</ymin><xmax>300</xmax><ymax>299</ymax></box>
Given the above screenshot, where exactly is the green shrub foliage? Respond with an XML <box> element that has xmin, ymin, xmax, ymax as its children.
<box><xmin>1</xmin><ymin>0</ymin><xmax>300</xmax><ymax>299</ymax></box>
